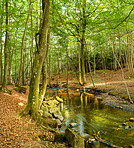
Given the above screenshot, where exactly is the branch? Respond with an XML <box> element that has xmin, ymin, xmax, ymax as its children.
<box><xmin>113</xmin><ymin>6</ymin><xmax>134</xmax><ymax>29</ymax></box>
<box><xmin>121</xmin><ymin>0</ymin><xmax>134</xmax><ymax>5</ymax></box>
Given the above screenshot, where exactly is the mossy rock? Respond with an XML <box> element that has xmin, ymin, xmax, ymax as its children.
<box><xmin>65</xmin><ymin>128</ymin><xmax>84</xmax><ymax>148</ymax></box>
<box><xmin>47</xmin><ymin>100</ymin><xmax>59</xmax><ymax>106</ymax></box>
<box><xmin>108</xmin><ymin>91</ymin><xmax>118</xmax><ymax>96</ymax></box>
<box><xmin>54</xmin><ymin>130</ymin><xmax>65</xmax><ymax>143</ymax></box>
<box><xmin>121</xmin><ymin>94</ymin><xmax>129</xmax><ymax>100</ymax></box>
<box><xmin>44</xmin><ymin>96</ymin><xmax>53</xmax><ymax>101</ymax></box>
<box><xmin>56</xmin><ymin>96</ymin><xmax>63</xmax><ymax>103</ymax></box>
<box><xmin>87</xmin><ymin>88</ymin><xmax>108</xmax><ymax>94</ymax></box>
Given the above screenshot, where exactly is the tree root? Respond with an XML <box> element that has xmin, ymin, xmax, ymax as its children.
<box><xmin>18</xmin><ymin>106</ymin><xmax>58</xmax><ymax>129</ymax></box>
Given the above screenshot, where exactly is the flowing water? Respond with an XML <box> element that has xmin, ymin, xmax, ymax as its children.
<box><xmin>46</xmin><ymin>89</ymin><xmax>134</xmax><ymax>147</ymax></box>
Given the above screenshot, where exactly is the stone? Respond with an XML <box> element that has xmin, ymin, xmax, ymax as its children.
<box><xmin>52</xmin><ymin>112</ymin><xmax>64</xmax><ymax>122</ymax></box>
<box><xmin>44</xmin><ymin>96</ymin><xmax>53</xmax><ymax>101</ymax></box>
<box><xmin>125</xmin><ymin>126</ymin><xmax>129</xmax><ymax>129</ymax></box>
<box><xmin>129</xmin><ymin>125</ymin><xmax>132</xmax><ymax>129</ymax></box>
<box><xmin>47</xmin><ymin>100</ymin><xmax>59</xmax><ymax>106</ymax></box>
<box><xmin>56</xmin><ymin>96</ymin><xmax>63</xmax><ymax>103</ymax></box>
<box><xmin>129</xmin><ymin>118</ymin><xmax>134</xmax><ymax>122</ymax></box>
<box><xmin>69</xmin><ymin>123</ymin><xmax>79</xmax><ymax>128</ymax></box>
<box><xmin>42</xmin><ymin>101</ymin><xmax>48</xmax><ymax>107</ymax></box>
<box><xmin>129</xmin><ymin>145</ymin><xmax>134</xmax><ymax>148</ymax></box>
<box><xmin>65</xmin><ymin>128</ymin><xmax>84</xmax><ymax>148</ymax></box>
<box><xmin>55</xmin><ymin>119</ymin><xmax>62</xmax><ymax>128</ymax></box>
<box><xmin>43</xmin><ymin>111</ymin><xmax>53</xmax><ymax>118</ymax></box>
<box><xmin>49</xmin><ymin>107</ymin><xmax>59</xmax><ymax>114</ymax></box>
<box><xmin>96</xmin><ymin>97</ymin><xmax>103</xmax><ymax>101</ymax></box>
<box><xmin>80</xmin><ymin>133</ymin><xmax>90</xmax><ymax>139</ymax></box>
<box><xmin>38</xmin><ymin>110</ymin><xmax>43</xmax><ymax>116</ymax></box>
<box><xmin>41</xmin><ymin>106</ymin><xmax>48</xmax><ymax>112</ymax></box>
<box><xmin>122</xmin><ymin>123</ymin><xmax>127</xmax><ymax>126</ymax></box>
<box><xmin>54</xmin><ymin>130</ymin><xmax>65</xmax><ymax>143</ymax></box>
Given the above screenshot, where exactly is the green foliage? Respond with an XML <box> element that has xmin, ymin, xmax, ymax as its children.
<box><xmin>0</xmin><ymin>0</ymin><xmax>134</xmax><ymax>84</ymax></box>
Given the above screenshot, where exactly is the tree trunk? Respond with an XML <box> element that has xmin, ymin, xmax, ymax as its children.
<box><xmin>8</xmin><ymin>43</ymin><xmax>13</xmax><ymax>85</ymax></box>
<box><xmin>2</xmin><ymin>1</ymin><xmax>9</xmax><ymax>90</ymax></box>
<box><xmin>19</xmin><ymin>0</ymin><xmax>50</xmax><ymax>122</ymax></box>
<box><xmin>78</xmin><ymin>43</ymin><xmax>82</xmax><ymax>85</ymax></box>
<box><xmin>39</xmin><ymin>28</ymin><xmax>50</xmax><ymax>109</ymax></box>
<box><xmin>18</xmin><ymin>1</ymin><xmax>31</xmax><ymax>86</ymax></box>
<box><xmin>0</xmin><ymin>8</ymin><xmax>3</xmax><ymax>84</ymax></box>
<box><xmin>81</xmin><ymin>0</ymin><xmax>87</xmax><ymax>85</ymax></box>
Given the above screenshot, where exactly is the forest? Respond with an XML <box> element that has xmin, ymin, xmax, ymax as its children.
<box><xmin>0</xmin><ymin>0</ymin><xmax>134</xmax><ymax>147</ymax></box>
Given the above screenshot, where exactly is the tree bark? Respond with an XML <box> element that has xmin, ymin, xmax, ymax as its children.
<box><xmin>0</xmin><ymin>8</ymin><xmax>3</xmax><ymax>84</ymax></box>
<box><xmin>19</xmin><ymin>0</ymin><xmax>50</xmax><ymax>122</ymax></box>
<box><xmin>2</xmin><ymin>0</ymin><xmax>9</xmax><ymax>90</ymax></box>
<box><xmin>81</xmin><ymin>0</ymin><xmax>87</xmax><ymax>85</ymax></box>
<box><xmin>18</xmin><ymin>0</ymin><xmax>31</xmax><ymax>86</ymax></box>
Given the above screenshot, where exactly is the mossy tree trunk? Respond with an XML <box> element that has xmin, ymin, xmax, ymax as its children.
<box><xmin>38</xmin><ymin>28</ymin><xmax>50</xmax><ymax>109</ymax></box>
<box><xmin>81</xmin><ymin>0</ymin><xmax>87</xmax><ymax>85</ymax></box>
<box><xmin>19</xmin><ymin>0</ymin><xmax>50</xmax><ymax>121</ymax></box>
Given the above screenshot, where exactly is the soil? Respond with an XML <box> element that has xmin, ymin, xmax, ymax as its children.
<box><xmin>0</xmin><ymin>68</ymin><xmax>134</xmax><ymax>147</ymax></box>
<box><xmin>0</xmin><ymin>86</ymin><xmax>65</xmax><ymax>148</ymax></box>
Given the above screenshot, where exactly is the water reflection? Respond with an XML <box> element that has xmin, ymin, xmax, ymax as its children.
<box><xmin>58</xmin><ymin>91</ymin><xmax>134</xmax><ymax>147</ymax></box>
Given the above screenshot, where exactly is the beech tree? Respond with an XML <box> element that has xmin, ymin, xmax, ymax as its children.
<box><xmin>19</xmin><ymin>0</ymin><xmax>50</xmax><ymax>122</ymax></box>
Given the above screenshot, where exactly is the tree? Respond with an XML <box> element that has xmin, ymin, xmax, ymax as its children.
<box><xmin>2</xmin><ymin>0</ymin><xmax>9</xmax><ymax>91</ymax></box>
<box><xmin>19</xmin><ymin>0</ymin><xmax>50</xmax><ymax>122</ymax></box>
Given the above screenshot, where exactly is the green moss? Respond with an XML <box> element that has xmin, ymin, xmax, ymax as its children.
<box><xmin>65</xmin><ymin>128</ymin><xmax>84</xmax><ymax>148</ymax></box>
<box><xmin>121</xmin><ymin>94</ymin><xmax>129</xmax><ymax>100</ymax></box>
<box><xmin>108</xmin><ymin>91</ymin><xmax>118</xmax><ymax>96</ymax></box>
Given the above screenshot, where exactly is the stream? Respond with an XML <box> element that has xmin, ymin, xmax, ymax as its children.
<box><xmin>46</xmin><ymin>88</ymin><xmax>134</xmax><ymax>147</ymax></box>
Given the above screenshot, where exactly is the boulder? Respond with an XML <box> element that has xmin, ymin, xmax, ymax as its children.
<box><xmin>65</xmin><ymin>128</ymin><xmax>84</xmax><ymax>148</ymax></box>
<box><xmin>52</xmin><ymin>112</ymin><xmax>64</xmax><ymax>122</ymax></box>
<box><xmin>96</xmin><ymin>97</ymin><xmax>103</xmax><ymax>101</ymax></box>
<box><xmin>56</xmin><ymin>96</ymin><xmax>63</xmax><ymax>103</ymax></box>
<box><xmin>43</xmin><ymin>111</ymin><xmax>53</xmax><ymax>118</ymax></box>
<box><xmin>38</xmin><ymin>110</ymin><xmax>43</xmax><ymax>116</ymax></box>
<box><xmin>69</xmin><ymin>123</ymin><xmax>79</xmax><ymax>128</ymax></box>
<box><xmin>129</xmin><ymin>118</ymin><xmax>134</xmax><ymax>122</ymax></box>
<box><xmin>55</xmin><ymin>119</ymin><xmax>62</xmax><ymax>128</ymax></box>
<box><xmin>54</xmin><ymin>130</ymin><xmax>65</xmax><ymax>143</ymax></box>
<box><xmin>47</xmin><ymin>100</ymin><xmax>59</xmax><ymax>106</ymax></box>
<box><xmin>41</xmin><ymin>106</ymin><xmax>48</xmax><ymax>112</ymax></box>
<box><xmin>80</xmin><ymin>133</ymin><xmax>91</xmax><ymax>139</ymax></box>
<box><xmin>49</xmin><ymin>107</ymin><xmax>59</xmax><ymax>114</ymax></box>
<box><xmin>129</xmin><ymin>145</ymin><xmax>134</xmax><ymax>148</ymax></box>
<box><xmin>44</xmin><ymin>96</ymin><xmax>53</xmax><ymax>101</ymax></box>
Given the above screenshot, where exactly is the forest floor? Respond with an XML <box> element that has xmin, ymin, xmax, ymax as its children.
<box><xmin>0</xmin><ymin>68</ymin><xmax>134</xmax><ymax>147</ymax></box>
<box><xmin>0</xmin><ymin>85</ymin><xmax>66</xmax><ymax>148</ymax></box>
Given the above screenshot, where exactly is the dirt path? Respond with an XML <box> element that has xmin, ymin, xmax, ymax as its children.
<box><xmin>0</xmin><ymin>87</ymin><xmax>64</xmax><ymax>148</ymax></box>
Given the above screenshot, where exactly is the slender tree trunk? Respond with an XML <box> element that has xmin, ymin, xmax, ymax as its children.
<box><xmin>8</xmin><ymin>44</ymin><xmax>13</xmax><ymax>85</ymax></box>
<box><xmin>48</xmin><ymin>36</ymin><xmax>51</xmax><ymax>87</ymax></box>
<box><xmin>78</xmin><ymin>43</ymin><xmax>82</xmax><ymax>85</ymax></box>
<box><xmin>0</xmin><ymin>9</ymin><xmax>3</xmax><ymax>84</ymax></box>
<box><xmin>93</xmin><ymin>52</ymin><xmax>96</xmax><ymax>74</ymax></box>
<box><xmin>81</xmin><ymin>0</ymin><xmax>87</xmax><ymax>85</ymax></box>
<box><xmin>66</xmin><ymin>48</ymin><xmax>69</xmax><ymax>87</ymax></box>
<box><xmin>30</xmin><ymin>7</ymin><xmax>33</xmax><ymax>77</ymax></box>
<box><xmin>2</xmin><ymin>1</ymin><xmax>9</xmax><ymax>90</ymax></box>
<box><xmin>18</xmin><ymin>1</ymin><xmax>31</xmax><ymax>86</ymax></box>
<box><xmin>88</xmin><ymin>50</ymin><xmax>95</xmax><ymax>88</ymax></box>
